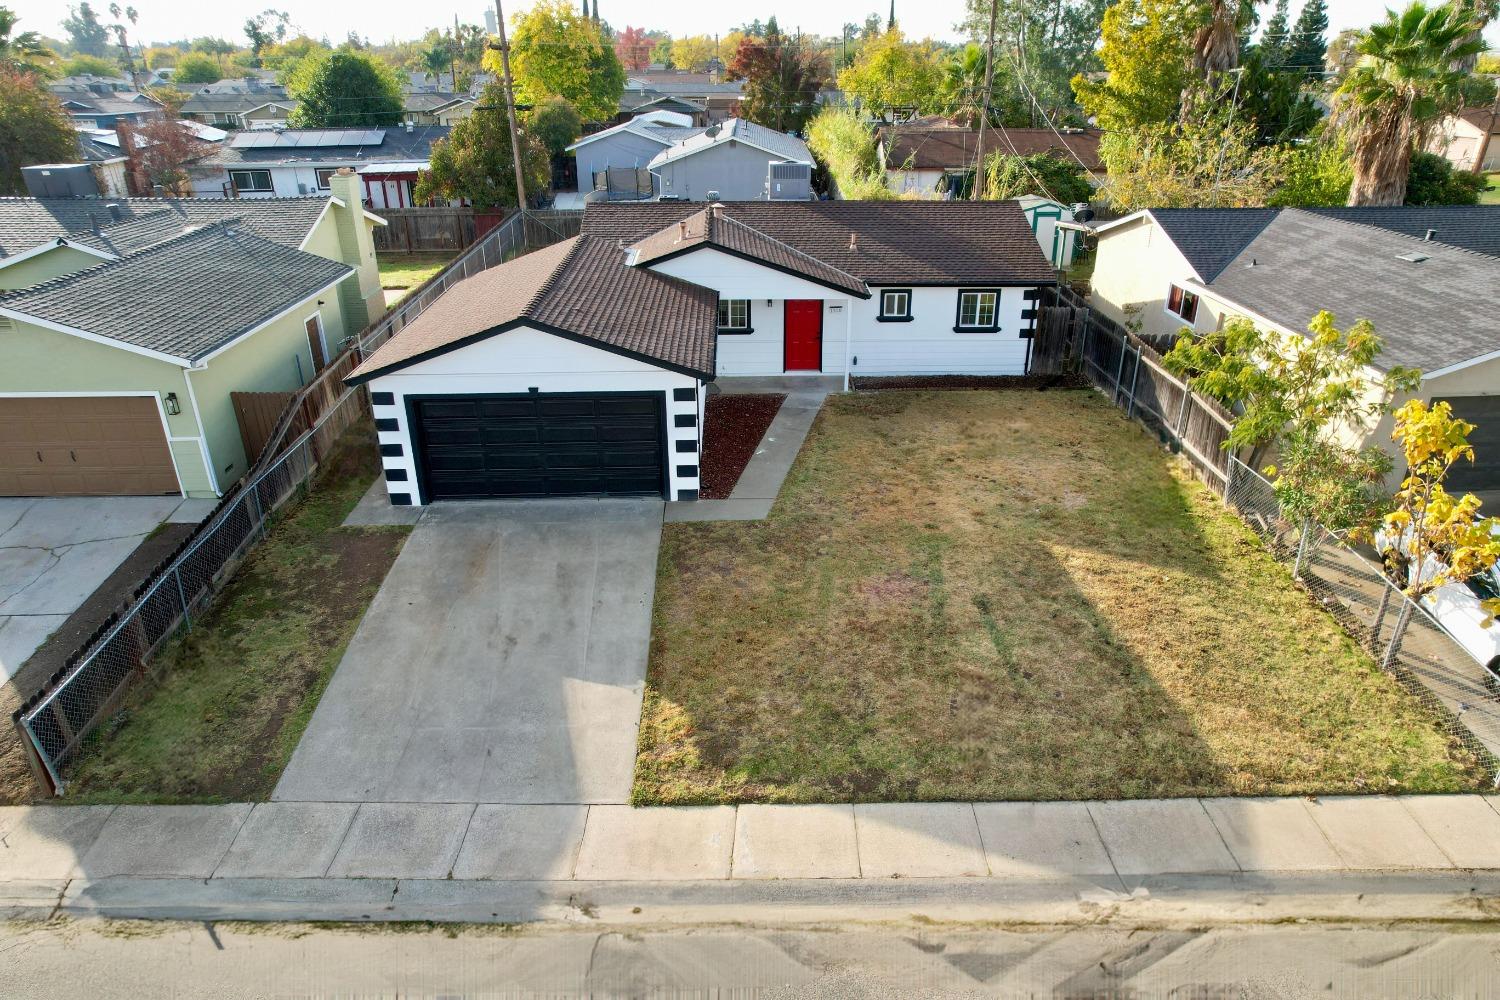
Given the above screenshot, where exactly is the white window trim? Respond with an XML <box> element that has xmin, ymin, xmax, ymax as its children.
<box><xmin>229</xmin><ymin>169</ymin><xmax>275</xmax><ymax>193</ymax></box>
<box><xmin>1163</xmin><ymin>282</ymin><xmax>1200</xmax><ymax>324</ymax></box>
<box><xmin>717</xmin><ymin>298</ymin><xmax>750</xmax><ymax>331</ymax></box>
<box><xmin>879</xmin><ymin>289</ymin><xmax>912</xmax><ymax>319</ymax></box>
<box><xmin>956</xmin><ymin>289</ymin><xmax>1000</xmax><ymax>331</ymax></box>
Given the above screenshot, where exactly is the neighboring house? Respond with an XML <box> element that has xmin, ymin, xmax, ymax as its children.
<box><xmin>187</xmin><ymin>125</ymin><xmax>452</xmax><ymax>208</ymax></box>
<box><xmin>402</xmin><ymin>91</ymin><xmax>475</xmax><ymax>126</ymax></box>
<box><xmin>566</xmin><ymin>111</ymin><xmax>706</xmax><ymax>203</ymax></box>
<box><xmin>70</xmin><ymin>133</ymin><xmax>130</xmax><ymax>197</ymax></box>
<box><xmin>0</xmin><ymin>174</ymin><xmax>387</xmax><ymax>498</ymax></box>
<box><xmin>877</xmin><ymin>123</ymin><xmax>1103</xmax><ymax>198</ymax></box>
<box><xmin>47</xmin><ymin>79</ymin><xmax>165</xmax><ymax>129</ymax></box>
<box><xmin>619</xmin><ymin>72</ymin><xmax>744</xmax><ymax>124</ymax></box>
<box><xmin>1087</xmin><ymin>206</ymin><xmax>1500</xmax><ymax>495</ymax></box>
<box><xmin>1015</xmin><ymin>195</ymin><xmax>1081</xmax><ymax>269</ymax></box>
<box><xmin>179</xmin><ymin>78</ymin><xmax>298</xmax><ymax>130</ymax></box>
<box><xmin>1425</xmin><ymin>108</ymin><xmax>1500</xmax><ymax>173</ymax></box>
<box><xmin>649</xmin><ymin>118</ymin><xmax>815</xmax><ymax>202</ymax></box>
<box><xmin>346</xmin><ymin>200</ymin><xmax>1054</xmax><ymax>506</ymax></box>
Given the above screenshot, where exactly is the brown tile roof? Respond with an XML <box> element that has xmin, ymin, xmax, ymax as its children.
<box><xmin>347</xmin><ymin>236</ymin><xmax>717</xmax><ymax>382</ymax></box>
<box><xmin>629</xmin><ymin>207</ymin><xmax>870</xmax><ymax>297</ymax></box>
<box><xmin>586</xmin><ymin>201</ymin><xmax>1058</xmax><ymax>287</ymax></box>
<box><xmin>879</xmin><ymin>125</ymin><xmax>1103</xmax><ymax>173</ymax></box>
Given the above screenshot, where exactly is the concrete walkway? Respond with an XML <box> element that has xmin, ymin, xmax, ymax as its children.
<box><xmin>667</xmin><ymin>376</ymin><xmax>839</xmax><ymax>523</ymax></box>
<box><xmin>275</xmin><ymin>499</ymin><xmax>662</xmax><ymax>804</ymax></box>
<box><xmin>7</xmin><ymin>794</ymin><xmax>1500</xmax><ymax>923</ymax></box>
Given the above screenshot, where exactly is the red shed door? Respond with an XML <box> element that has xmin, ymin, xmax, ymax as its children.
<box><xmin>783</xmin><ymin>299</ymin><xmax>823</xmax><ymax>371</ymax></box>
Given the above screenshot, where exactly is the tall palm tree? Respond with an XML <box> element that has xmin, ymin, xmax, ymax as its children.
<box><xmin>1192</xmin><ymin>0</ymin><xmax>1246</xmax><ymax>77</ymax></box>
<box><xmin>0</xmin><ymin>7</ymin><xmax>55</xmax><ymax>75</ymax></box>
<box><xmin>1335</xmin><ymin>2</ymin><xmax>1484</xmax><ymax>206</ymax></box>
<box><xmin>943</xmin><ymin>43</ymin><xmax>987</xmax><ymax>126</ymax></box>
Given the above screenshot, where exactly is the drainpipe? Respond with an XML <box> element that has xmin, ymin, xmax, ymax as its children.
<box><xmin>843</xmin><ymin>299</ymin><xmax>852</xmax><ymax>392</ymax></box>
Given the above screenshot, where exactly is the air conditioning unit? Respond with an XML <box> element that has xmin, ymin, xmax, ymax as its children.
<box><xmin>766</xmin><ymin>160</ymin><xmax>812</xmax><ymax>201</ymax></box>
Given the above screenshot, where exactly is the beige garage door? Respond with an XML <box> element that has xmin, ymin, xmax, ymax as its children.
<box><xmin>0</xmin><ymin>396</ymin><xmax>180</xmax><ymax>496</ymax></box>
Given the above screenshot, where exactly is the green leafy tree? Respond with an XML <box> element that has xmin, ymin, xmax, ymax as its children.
<box><xmin>62</xmin><ymin>53</ymin><xmax>117</xmax><ymax>77</ymax></box>
<box><xmin>1334</xmin><ymin>2</ymin><xmax>1484</xmax><ymax>206</ymax></box>
<box><xmin>806</xmin><ymin>104</ymin><xmax>893</xmax><ymax>198</ymax></box>
<box><xmin>1237</xmin><ymin>46</ymin><xmax>1320</xmax><ymax>142</ymax></box>
<box><xmin>729</xmin><ymin>23</ymin><xmax>829</xmax><ymax>132</ymax></box>
<box><xmin>415</xmin><ymin>83</ymin><xmax>550</xmax><ymax>209</ymax></box>
<box><xmin>983</xmin><ymin>151</ymin><xmax>1094</xmax><ymax>202</ymax></box>
<box><xmin>62</xmin><ymin>2</ymin><xmax>111</xmax><ymax>59</ymax></box>
<box><xmin>243</xmin><ymin>9</ymin><xmax>289</xmax><ymax>67</ymax></box>
<box><xmin>528</xmin><ymin>94</ymin><xmax>581</xmax><ymax>155</ymax></box>
<box><xmin>0</xmin><ymin>8</ymin><xmax>55</xmax><ymax>76</ymax></box>
<box><xmin>1270</xmin><ymin>132</ymin><xmax>1353</xmax><ymax>205</ymax></box>
<box><xmin>1260</xmin><ymin>0</ymin><xmax>1290</xmax><ymax>66</ymax></box>
<box><xmin>960</xmin><ymin>0</ymin><xmax>1109</xmax><ymax>122</ymax></box>
<box><xmin>172</xmin><ymin>51</ymin><xmax>221</xmax><ymax>84</ymax></box>
<box><xmin>1373</xmin><ymin>399</ymin><xmax>1500</xmax><ymax>663</ymax></box>
<box><xmin>190</xmin><ymin>36</ymin><xmax>237</xmax><ymax>69</ymax></box>
<box><xmin>1073</xmin><ymin>0</ymin><xmax>1201</xmax><ymax>132</ymax></box>
<box><xmin>287</xmin><ymin>48</ymin><xmax>403</xmax><ymax>127</ymax></box>
<box><xmin>0</xmin><ymin>69</ymin><xmax>77</xmax><ymax>194</ymax></box>
<box><xmin>836</xmin><ymin>27</ymin><xmax>945</xmax><ymax>116</ymax></box>
<box><xmin>502</xmin><ymin>0</ymin><xmax>625</xmax><ymax>123</ymax></box>
<box><xmin>1403</xmin><ymin>149</ymin><xmax>1487</xmax><ymax>204</ymax></box>
<box><xmin>671</xmin><ymin>35</ymin><xmax>716</xmax><ymax>72</ymax></box>
<box><xmin>1285</xmin><ymin>0</ymin><xmax>1328</xmax><ymax>71</ymax></box>
<box><xmin>261</xmin><ymin>35</ymin><xmax>325</xmax><ymax>73</ymax></box>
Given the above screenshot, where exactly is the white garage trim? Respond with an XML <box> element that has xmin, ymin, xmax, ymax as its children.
<box><xmin>181</xmin><ymin>369</ymin><xmax>221</xmax><ymax>496</ymax></box>
<box><xmin>0</xmin><ymin>389</ymin><xmax>189</xmax><ymax>497</ymax></box>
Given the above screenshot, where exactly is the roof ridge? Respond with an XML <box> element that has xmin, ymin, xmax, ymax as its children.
<box><xmin>519</xmin><ymin>235</ymin><xmax>587</xmax><ymax>318</ymax></box>
<box><xmin>713</xmin><ymin>212</ymin><xmax>868</xmax><ymax>289</ymax></box>
<box><xmin>1283</xmin><ymin>207</ymin><xmax>1500</xmax><ymax>264</ymax></box>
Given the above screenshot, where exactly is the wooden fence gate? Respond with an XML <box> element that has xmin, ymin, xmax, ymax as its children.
<box><xmin>232</xmin><ymin>390</ymin><xmax>296</xmax><ymax>465</ymax></box>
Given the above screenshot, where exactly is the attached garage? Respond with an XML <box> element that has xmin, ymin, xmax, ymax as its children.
<box><xmin>410</xmin><ymin>393</ymin><xmax>667</xmax><ymax>500</ymax></box>
<box><xmin>347</xmin><ymin>235</ymin><xmax>716</xmax><ymax>507</ymax></box>
<box><xmin>0</xmin><ymin>395</ymin><xmax>179</xmax><ymax>497</ymax></box>
<box><xmin>1438</xmin><ymin>395</ymin><xmax>1500</xmax><ymax>495</ymax></box>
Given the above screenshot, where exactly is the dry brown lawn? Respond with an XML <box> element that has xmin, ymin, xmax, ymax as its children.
<box><xmin>635</xmin><ymin>389</ymin><xmax>1483</xmax><ymax>804</ymax></box>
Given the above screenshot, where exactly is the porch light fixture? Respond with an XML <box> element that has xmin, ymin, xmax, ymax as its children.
<box><xmin>163</xmin><ymin>392</ymin><xmax>181</xmax><ymax>416</ymax></box>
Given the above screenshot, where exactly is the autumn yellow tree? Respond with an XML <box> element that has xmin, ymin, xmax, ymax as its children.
<box><xmin>670</xmin><ymin>34</ymin><xmax>715</xmax><ymax>71</ymax></box>
<box><xmin>835</xmin><ymin>28</ymin><xmax>944</xmax><ymax>115</ymax></box>
<box><xmin>495</xmin><ymin>0</ymin><xmax>624</xmax><ymax>123</ymax></box>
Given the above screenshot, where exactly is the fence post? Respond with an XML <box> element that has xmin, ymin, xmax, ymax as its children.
<box><xmin>14</xmin><ymin>715</ymin><xmax>60</xmax><ymax>796</ymax></box>
<box><xmin>1292</xmin><ymin>520</ymin><xmax>1311</xmax><ymax>578</ymax></box>
<box><xmin>1370</xmin><ymin>580</ymin><xmax>1394</xmax><ymax>653</ymax></box>
<box><xmin>1113</xmin><ymin>336</ymin><xmax>1127</xmax><ymax>402</ymax></box>
<box><xmin>174</xmin><ymin>566</ymin><xmax>191</xmax><ymax>628</ymax></box>
<box><xmin>1175</xmin><ymin>385</ymin><xmax>1192</xmax><ymax>441</ymax></box>
<box><xmin>1124</xmin><ymin>346</ymin><xmax>1142</xmax><ymax>420</ymax></box>
<box><xmin>1380</xmin><ymin>599</ymin><xmax>1414</xmax><ymax>672</ymax></box>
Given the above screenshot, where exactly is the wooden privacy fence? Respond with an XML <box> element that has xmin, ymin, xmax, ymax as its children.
<box><xmin>1029</xmin><ymin>287</ymin><xmax>1237</xmax><ymax>490</ymax></box>
<box><xmin>231</xmin><ymin>390</ymin><xmax>296</xmax><ymax>465</ymax></box>
<box><xmin>372</xmin><ymin>207</ymin><xmax>483</xmax><ymax>254</ymax></box>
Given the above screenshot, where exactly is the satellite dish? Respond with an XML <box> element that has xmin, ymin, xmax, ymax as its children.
<box><xmin>1071</xmin><ymin>203</ymin><xmax>1095</xmax><ymax>223</ymax></box>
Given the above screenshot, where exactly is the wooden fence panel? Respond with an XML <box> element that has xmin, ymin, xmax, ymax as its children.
<box><xmin>231</xmin><ymin>390</ymin><xmax>296</xmax><ymax>465</ymax></box>
<box><xmin>372</xmin><ymin>208</ymin><xmax>479</xmax><ymax>254</ymax></box>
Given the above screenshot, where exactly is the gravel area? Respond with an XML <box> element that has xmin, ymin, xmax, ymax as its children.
<box><xmin>700</xmin><ymin>394</ymin><xmax>786</xmax><ymax>499</ymax></box>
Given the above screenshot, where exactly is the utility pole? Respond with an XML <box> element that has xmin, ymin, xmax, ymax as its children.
<box><xmin>972</xmin><ymin>0</ymin><xmax>997</xmax><ymax>200</ymax></box>
<box><xmin>490</xmin><ymin>0</ymin><xmax>528</xmax><ymax>210</ymax></box>
<box><xmin>451</xmin><ymin>14</ymin><xmax>460</xmax><ymax>92</ymax></box>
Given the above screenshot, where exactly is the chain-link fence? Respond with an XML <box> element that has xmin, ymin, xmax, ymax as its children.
<box><xmin>13</xmin><ymin>388</ymin><xmax>368</xmax><ymax>794</ymax></box>
<box><xmin>1223</xmin><ymin>458</ymin><xmax>1500</xmax><ymax>781</ymax></box>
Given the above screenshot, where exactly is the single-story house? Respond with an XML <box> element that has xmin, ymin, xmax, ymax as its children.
<box><xmin>619</xmin><ymin>72</ymin><xmax>744</xmax><ymax>124</ymax></box>
<box><xmin>1424</xmin><ymin>108</ymin><xmax>1499</xmax><ymax>173</ymax></box>
<box><xmin>402</xmin><ymin>91</ymin><xmax>475</xmax><ymax>126</ymax></box>
<box><xmin>47</xmin><ymin>80</ymin><xmax>165</xmax><ymax>130</ymax></box>
<box><xmin>346</xmin><ymin>200</ymin><xmax>1054</xmax><ymax>506</ymax></box>
<box><xmin>649</xmin><ymin>118</ymin><xmax>815</xmax><ymax>202</ymax></box>
<box><xmin>0</xmin><ymin>172</ymin><xmax>387</xmax><ymax>498</ymax></box>
<box><xmin>187</xmin><ymin>126</ymin><xmax>452</xmax><ymax>208</ymax></box>
<box><xmin>877</xmin><ymin>123</ymin><xmax>1103</xmax><ymax>198</ymax></box>
<box><xmin>1087</xmin><ymin>206</ymin><xmax>1500</xmax><ymax>494</ymax></box>
<box><xmin>1016</xmin><ymin>195</ymin><xmax>1082</xmax><ymax>269</ymax></box>
<box><xmin>565</xmin><ymin>112</ymin><xmax>707</xmax><ymax>202</ymax></box>
<box><xmin>179</xmin><ymin>79</ymin><xmax>298</xmax><ymax>130</ymax></box>
<box><xmin>70</xmin><ymin>132</ymin><xmax>130</xmax><ymax>198</ymax></box>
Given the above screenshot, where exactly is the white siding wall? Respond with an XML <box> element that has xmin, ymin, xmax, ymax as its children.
<box><xmin>1091</xmin><ymin>217</ymin><xmax>1223</xmax><ymax>341</ymax></box>
<box><xmin>366</xmin><ymin>326</ymin><xmax>703</xmax><ymax>505</ymax></box>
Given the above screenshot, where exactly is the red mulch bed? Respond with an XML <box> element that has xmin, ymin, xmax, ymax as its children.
<box><xmin>699</xmin><ymin>393</ymin><xmax>786</xmax><ymax>499</ymax></box>
<box><xmin>851</xmin><ymin>373</ymin><xmax>1088</xmax><ymax>390</ymax></box>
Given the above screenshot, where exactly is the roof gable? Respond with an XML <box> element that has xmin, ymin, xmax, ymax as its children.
<box><xmin>647</xmin><ymin>118</ymin><xmax>812</xmax><ymax>167</ymax></box>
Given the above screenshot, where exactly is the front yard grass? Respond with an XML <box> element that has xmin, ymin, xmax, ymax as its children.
<box><xmin>64</xmin><ymin>426</ymin><xmax>409</xmax><ymax>803</ymax></box>
<box><xmin>636</xmin><ymin>389</ymin><xmax>1483</xmax><ymax>804</ymax></box>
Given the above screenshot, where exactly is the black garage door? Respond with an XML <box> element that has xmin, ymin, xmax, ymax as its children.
<box><xmin>1439</xmin><ymin>396</ymin><xmax>1500</xmax><ymax>495</ymax></box>
<box><xmin>412</xmin><ymin>393</ymin><xmax>666</xmax><ymax>500</ymax></box>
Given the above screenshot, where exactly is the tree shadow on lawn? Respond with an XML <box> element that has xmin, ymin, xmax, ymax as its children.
<box><xmin>636</xmin><ymin>389</ymin><xmax>1482</xmax><ymax>804</ymax></box>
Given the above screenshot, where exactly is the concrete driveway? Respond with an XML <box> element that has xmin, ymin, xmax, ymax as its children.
<box><xmin>0</xmin><ymin>496</ymin><xmax>189</xmax><ymax>682</ymax></box>
<box><xmin>274</xmin><ymin>499</ymin><xmax>663</xmax><ymax>804</ymax></box>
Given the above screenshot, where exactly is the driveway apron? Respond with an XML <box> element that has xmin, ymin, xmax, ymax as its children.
<box><xmin>274</xmin><ymin>499</ymin><xmax>663</xmax><ymax>804</ymax></box>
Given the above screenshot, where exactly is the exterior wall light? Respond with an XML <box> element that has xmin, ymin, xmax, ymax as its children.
<box><xmin>164</xmin><ymin>392</ymin><xmax>181</xmax><ymax>415</ymax></box>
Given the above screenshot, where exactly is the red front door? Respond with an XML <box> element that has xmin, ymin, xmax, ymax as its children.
<box><xmin>784</xmin><ymin>299</ymin><xmax>823</xmax><ymax>371</ymax></box>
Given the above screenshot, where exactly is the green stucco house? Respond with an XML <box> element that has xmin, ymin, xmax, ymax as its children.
<box><xmin>0</xmin><ymin>171</ymin><xmax>384</xmax><ymax>498</ymax></box>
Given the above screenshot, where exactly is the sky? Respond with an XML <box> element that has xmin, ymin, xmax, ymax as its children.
<box><xmin>14</xmin><ymin>0</ymin><xmax>1499</xmax><ymax>53</ymax></box>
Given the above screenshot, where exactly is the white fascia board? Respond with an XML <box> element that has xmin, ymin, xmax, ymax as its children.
<box><xmin>1088</xmin><ymin>209</ymin><xmax>1156</xmax><ymax>237</ymax></box>
<box><xmin>0</xmin><ymin>307</ymin><xmax>191</xmax><ymax>366</ymax></box>
<box><xmin>0</xmin><ymin>238</ymin><xmax>116</xmax><ymax>272</ymax></box>
<box><xmin>297</xmin><ymin>198</ymin><xmax>338</xmax><ymax>251</ymax></box>
<box><xmin>1424</xmin><ymin>348</ymin><xmax>1500</xmax><ymax>381</ymax></box>
<box><xmin>193</xmin><ymin>272</ymin><xmax>351</xmax><ymax>366</ymax></box>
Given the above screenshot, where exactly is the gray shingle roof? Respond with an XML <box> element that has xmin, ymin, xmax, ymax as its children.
<box><xmin>0</xmin><ymin>197</ymin><xmax>332</xmax><ymax>259</ymax></box>
<box><xmin>629</xmin><ymin>207</ymin><xmax>869</xmax><ymax>297</ymax></box>
<box><xmin>197</xmin><ymin>126</ymin><xmax>450</xmax><ymax>167</ymax></box>
<box><xmin>648</xmin><ymin>118</ymin><xmax>812</xmax><ymax>167</ymax></box>
<box><xmin>1305</xmin><ymin>205</ymin><xmax>1500</xmax><ymax>257</ymax></box>
<box><xmin>585</xmin><ymin>201</ymin><xmax>1058</xmax><ymax>287</ymax></box>
<box><xmin>180</xmin><ymin>94</ymin><xmax>296</xmax><ymax>115</ymax></box>
<box><xmin>0</xmin><ymin>223</ymin><xmax>351</xmax><ymax>363</ymax></box>
<box><xmin>1205</xmin><ymin>210</ymin><xmax>1500</xmax><ymax>374</ymax></box>
<box><xmin>1147</xmin><ymin>208</ymin><xmax>1281</xmax><ymax>282</ymax></box>
<box><xmin>348</xmin><ymin>236</ymin><xmax>717</xmax><ymax>382</ymax></box>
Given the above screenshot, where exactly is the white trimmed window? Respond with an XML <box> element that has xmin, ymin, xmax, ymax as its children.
<box><xmin>229</xmin><ymin>169</ymin><xmax>274</xmax><ymax>193</ymax></box>
<box><xmin>878</xmin><ymin>288</ymin><xmax>912</xmax><ymax>321</ymax></box>
<box><xmin>1166</xmin><ymin>283</ymin><xmax>1200</xmax><ymax>323</ymax></box>
<box><xmin>717</xmin><ymin>298</ymin><xmax>751</xmax><ymax>332</ymax></box>
<box><xmin>955</xmin><ymin>289</ymin><xmax>1000</xmax><ymax>331</ymax></box>
<box><xmin>315</xmin><ymin>168</ymin><xmax>337</xmax><ymax>189</ymax></box>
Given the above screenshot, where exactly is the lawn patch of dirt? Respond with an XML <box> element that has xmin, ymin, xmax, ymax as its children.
<box><xmin>61</xmin><ymin>424</ymin><xmax>409</xmax><ymax>804</ymax></box>
<box><xmin>852</xmin><ymin>374</ymin><xmax>1087</xmax><ymax>391</ymax></box>
<box><xmin>636</xmin><ymin>389</ymin><xmax>1484</xmax><ymax>805</ymax></box>
<box><xmin>699</xmin><ymin>393</ymin><xmax>785</xmax><ymax>499</ymax></box>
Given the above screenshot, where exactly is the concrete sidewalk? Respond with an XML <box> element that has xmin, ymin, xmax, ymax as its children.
<box><xmin>6</xmin><ymin>795</ymin><xmax>1500</xmax><ymax>908</ymax></box>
